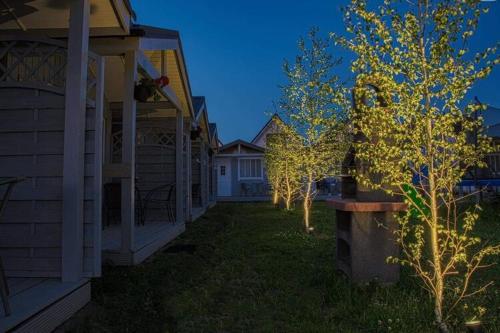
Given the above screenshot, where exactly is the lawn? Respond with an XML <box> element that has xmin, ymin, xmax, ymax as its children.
<box><xmin>66</xmin><ymin>202</ymin><xmax>499</xmax><ymax>333</ymax></box>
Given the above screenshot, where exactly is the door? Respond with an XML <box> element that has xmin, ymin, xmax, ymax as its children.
<box><xmin>217</xmin><ymin>158</ymin><xmax>232</xmax><ymax>196</ymax></box>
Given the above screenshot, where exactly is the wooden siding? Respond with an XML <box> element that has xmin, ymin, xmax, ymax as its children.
<box><xmin>0</xmin><ymin>88</ymin><xmax>100</xmax><ymax>278</ymax></box>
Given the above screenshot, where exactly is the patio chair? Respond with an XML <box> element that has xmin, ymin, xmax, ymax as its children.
<box><xmin>103</xmin><ymin>182</ymin><xmax>145</xmax><ymax>226</ymax></box>
<box><xmin>0</xmin><ymin>177</ymin><xmax>27</xmax><ymax>316</ymax></box>
<box><xmin>142</xmin><ymin>183</ymin><xmax>176</xmax><ymax>223</ymax></box>
<box><xmin>240</xmin><ymin>183</ymin><xmax>249</xmax><ymax>196</ymax></box>
<box><xmin>192</xmin><ymin>183</ymin><xmax>201</xmax><ymax>207</ymax></box>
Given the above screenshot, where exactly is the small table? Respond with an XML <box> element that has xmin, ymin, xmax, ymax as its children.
<box><xmin>0</xmin><ymin>177</ymin><xmax>28</xmax><ymax>316</ymax></box>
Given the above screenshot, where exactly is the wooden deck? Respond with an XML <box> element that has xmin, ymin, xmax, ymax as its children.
<box><xmin>102</xmin><ymin>221</ymin><xmax>185</xmax><ymax>265</ymax></box>
<box><xmin>0</xmin><ymin>278</ymin><xmax>89</xmax><ymax>333</ymax></box>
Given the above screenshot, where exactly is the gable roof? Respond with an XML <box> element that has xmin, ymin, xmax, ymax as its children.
<box><xmin>131</xmin><ymin>24</ymin><xmax>195</xmax><ymax>119</ymax></box>
<box><xmin>488</xmin><ymin>123</ymin><xmax>500</xmax><ymax>138</ymax></box>
<box><xmin>192</xmin><ymin>96</ymin><xmax>206</xmax><ymax>120</ymax></box>
<box><xmin>482</xmin><ymin>106</ymin><xmax>500</xmax><ymax>127</ymax></box>
<box><xmin>219</xmin><ymin>139</ymin><xmax>265</xmax><ymax>154</ymax></box>
<box><xmin>209</xmin><ymin>123</ymin><xmax>217</xmax><ymax>140</ymax></box>
<box><xmin>251</xmin><ymin>113</ymin><xmax>283</xmax><ymax>145</ymax></box>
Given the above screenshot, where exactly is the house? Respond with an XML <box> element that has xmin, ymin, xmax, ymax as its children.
<box><xmin>0</xmin><ymin>1</ymin><xmax>218</xmax><ymax>331</ymax></box>
<box><xmin>190</xmin><ymin>97</ymin><xmax>218</xmax><ymax>220</ymax></box>
<box><xmin>460</xmin><ymin>105</ymin><xmax>500</xmax><ymax>195</ymax></box>
<box><xmin>251</xmin><ymin>114</ymin><xmax>282</xmax><ymax>148</ymax></box>
<box><xmin>208</xmin><ymin>123</ymin><xmax>219</xmax><ymax>205</ymax></box>
<box><xmin>216</xmin><ymin>115</ymin><xmax>281</xmax><ymax>201</ymax></box>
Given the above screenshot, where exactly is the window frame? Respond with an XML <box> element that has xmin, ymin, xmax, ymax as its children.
<box><xmin>237</xmin><ymin>157</ymin><xmax>264</xmax><ymax>180</ymax></box>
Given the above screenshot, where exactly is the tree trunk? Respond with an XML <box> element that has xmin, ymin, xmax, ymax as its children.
<box><xmin>303</xmin><ymin>174</ymin><xmax>313</xmax><ymax>233</ymax></box>
<box><xmin>427</xmin><ymin>119</ymin><xmax>448</xmax><ymax>333</ymax></box>
<box><xmin>272</xmin><ymin>180</ymin><xmax>279</xmax><ymax>206</ymax></box>
<box><xmin>284</xmin><ymin>162</ymin><xmax>292</xmax><ymax>210</ymax></box>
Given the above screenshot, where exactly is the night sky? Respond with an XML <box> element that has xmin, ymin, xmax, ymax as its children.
<box><xmin>131</xmin><ymin>0</ymin><xmax>500</xmax><ymax>143</ymax></box>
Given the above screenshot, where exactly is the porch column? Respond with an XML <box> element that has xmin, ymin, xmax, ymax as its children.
<box><xmin>176</xmin><ymin>110</ymin><xmax>184</xmax><ymax>223</ymax></box>
<box><xmin>186</xmin><ymin>128</ymin><xmax>192</xmax><ymax>221</ymax></box>
<box><xmin>201</xmin><ymin>145</ymin><xmax>207</xmax><ymax>208</ymax></box>
<box><xmin>121</xmin><ymin>51</ymin><xmax>137</xmax><ymax>254</ymax></box>
<box><xmin>62</xmin><ymin>0</ymin><xmax>90</xmax><ymax>282</ymax></box>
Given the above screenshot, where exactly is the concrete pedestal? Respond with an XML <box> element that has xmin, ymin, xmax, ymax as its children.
<box><xmin>328</xmin><ymin>198</ymin><xmax>406</xmax><ymax>284</ymax></box>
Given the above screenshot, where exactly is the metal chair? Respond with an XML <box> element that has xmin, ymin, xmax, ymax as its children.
<box><xmin>191</xmin><ymin>183</ymin><xmax>201</xmax><ymax>207</ymax></box>
<box><xmin>103</xmin><ymin>182</ymin><xmax>145</xmax><ymax>226</ymax></box>
<box><xmin>143</xmin><ymin>183</ymin><xmax>176</xmax><ymax>223</ymax></box>
<box><xmin>0</xmin><ymin>177</ymin><xmax>27</xmax><ymax>316</ymax></box>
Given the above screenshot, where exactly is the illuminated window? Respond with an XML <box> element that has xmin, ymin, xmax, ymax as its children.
<box><xmin>239</xmin><ymin>158</ymin><xmax>262</xmax><ymax>180</ymax></box>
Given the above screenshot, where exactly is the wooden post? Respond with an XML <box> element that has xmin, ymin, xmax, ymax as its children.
<box><xmin>62</xmin><ymin>0</ymin><xmax>90</xmax><ymax>282</ymax></box>
<box><xmin>186</xmin><ymin>129</ymin><xmax>192</xmax><ymax>221</ymax></box>
<box><xmin>92</xmin><ymin>56</ymin><xmax>104</xmax><ymax>276</ymax></box>
<box><xmin>176</xmin><ymin>109</ymin><xmax>184</xmax><ymax>223</ymax></box>
<box><xmin>200</xmin><ymin>144</ymin><xmax>207</xmax><ymax>208</ymax></box>
<box><xmin>121</xmin><ymin>51</ymin><xmax>137</xmax><ymax>255</ymax></box>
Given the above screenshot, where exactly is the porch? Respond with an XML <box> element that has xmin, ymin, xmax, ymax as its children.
<box><xmin>102</xmin><ymin>221</ymin><xmax>185</xmax><ymax>265</ymax></box>
<box><xmin>0</xmin><ymin>278</ymin><xmax>89</xmax><ymax>333</ymax></box>
<box><xmin>96</xmin><ymin>26</ymin><xmax>196</xmax><ymax>264</ymax></box>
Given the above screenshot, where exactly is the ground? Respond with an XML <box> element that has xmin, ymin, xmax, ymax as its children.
<box><xmin>64</xmin><ymin>202</ymin><xmax>499</xmax><ymax>333</ymax></box>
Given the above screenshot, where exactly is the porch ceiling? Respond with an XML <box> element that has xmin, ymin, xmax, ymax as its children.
<box><xmin>0</xmin><ymin>0</ymin><xmax>133</xmax><ymax>36</ymax></box>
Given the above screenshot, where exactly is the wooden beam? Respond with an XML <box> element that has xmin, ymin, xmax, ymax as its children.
<box><xmin>62</xmin><ymin>0</ymin><xmax>90</xmax><ymax>283</ymax></box>
<box><xmin>175</xmin><ymin>109</ymin><xmax>184</xmax><ymax>223</ymax></box>
<box><xmin>109</xmin><ymin>101</ymin><xmax>175</xmax><ymax>110</ymax></box>
<box><xmin>102</xmin><ymin>164</ymin><xmax>132</xmax><ymax>178</ymax></box>
<box><xmin>121</xmin><ymin>50</ymin><xmax>137</xmax><ymax>254</ymax></box>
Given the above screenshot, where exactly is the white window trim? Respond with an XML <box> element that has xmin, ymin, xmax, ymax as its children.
<box><xmin>238</xmin><ymin>157</ymin><xmax>264</xmax><ymax>180</ymax></box>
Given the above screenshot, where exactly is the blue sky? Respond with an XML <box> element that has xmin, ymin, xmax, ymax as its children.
<box><xmin>131</xmin><ymin>0</ymin><xmax>500</xmax><ymax>143</ymax></box>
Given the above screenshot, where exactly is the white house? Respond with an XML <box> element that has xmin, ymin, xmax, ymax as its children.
<box><xmin>216</xmin><ymin>114</ymin><xmax>281</xmax><ymax>201</ymax></box>
<box><xmin>0</xmin><ymin>1</ymin><xmax>218</xmax><ymax>331</ymax></box>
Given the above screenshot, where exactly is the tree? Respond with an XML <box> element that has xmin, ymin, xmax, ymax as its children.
<box><xmin>265</xmin><ymin>129</ymin><xmax>302</xmax><ymax>209</ymax></box>
<box><xmin>336</xmin><ymin>0</ymin><xmax>500</xmax><ymax>331</ymax></box>
<box><xmin>279</xmin><ymin>28</ymin><xmax>351</xmax><ymax>232</ymax></box>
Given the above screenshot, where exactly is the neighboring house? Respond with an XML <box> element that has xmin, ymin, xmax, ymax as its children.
<box><xmin>190</xmin><ymin>97</ymin><xmax>218</xmax><ymax>220</ymax></box>
<box><xmin>216</xmin><ymin>140</ymin><xmax>267</xmax><ymax>200</ymax></box>
<box><xmin>251</xmin><ymin>114</ymin><xmax>282</xmax><ymax>148</ymax></box>
<box><xmin>0</xmin><ymin>2</ymin><xmax>217</xmax><ymax>331</ymax></box>
<box><xmin>208</xmin><ymin>123</ymin><xmax>220</xmax><ymax>205</ymax></box>
<box><xmin>460</xmin><ymin>105</ymin><xmax>500</xmax><ymax>194</ymax></box>
<box><xmin>216</xmin><ymin>115</ymin><xmax>282</xmax><ymax>201</ymax></box>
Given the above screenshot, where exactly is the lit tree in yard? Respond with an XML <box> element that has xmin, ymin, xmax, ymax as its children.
<box><xmin>265</xmin><ymin>129</ymin><xmax>302</xmax><ymax>210</ymax></box>
<box><xmin>279</xmin><ymin>29</ymin><xmax>351</xmax><ymax>233</ymax></box>
<box><xmin>335</xmin><ymin>0</ymin><xmax>500</xmax><ymax>331</ymax></box>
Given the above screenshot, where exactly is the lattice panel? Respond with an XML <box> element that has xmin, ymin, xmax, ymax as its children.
<box><xmin>0</xmin><ymin>40</ymin><xmax>67</xmax><ymax>90</ymax></box>
<box><xmin>0</xmin><ymin>38</ymin><xmax>99</xmax><ymax>101</ymax></box>
<box><xmin>86</xmin><ymin>55</ymin><xmax>98</xmax><ymax>104</ymax></box>
<box><xmin>137</xmin><ymin>127</ymin><xmax>175</xmax><ymax>148</ymax></box>
<box><xmin>112</xmin><ymin>129</ymin><xmax>123</xmax><ymax>158</ymax></box>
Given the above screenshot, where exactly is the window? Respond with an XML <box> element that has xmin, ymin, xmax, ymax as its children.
<box><xmin>220</xmin><ymin>165</ymin><xmax>226</xmax><ymax>176</ymax></box>
<box><xmin>239</xmin><ymin>158</ymin><xmax>263</xmax><ymax>180</ymax></box>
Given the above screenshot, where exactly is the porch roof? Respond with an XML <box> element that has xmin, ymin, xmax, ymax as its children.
<box><xmin>91</xmin><ymin>24</ymin><xmax>195</xmax><ymax>118</ymax></box>
<box><xmin>0</xmin><ymin>0</ymin><xmax>134</xmax><ymax>36</ymax></box>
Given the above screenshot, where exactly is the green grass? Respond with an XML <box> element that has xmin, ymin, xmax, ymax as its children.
<box><xmin>68</xmin><ymin>202</ymin><xmax>499</xmax><ymax>333</ymax></box>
